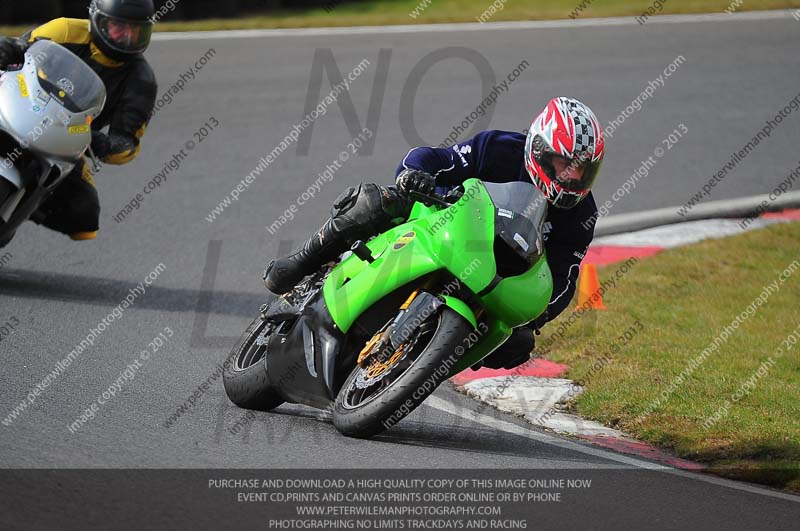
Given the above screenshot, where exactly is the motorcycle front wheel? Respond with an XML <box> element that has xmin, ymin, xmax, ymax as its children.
<box><xmin>333</xmin><ymin>306</ymin><xmax>471</xmax><ymax>438</ymax></box>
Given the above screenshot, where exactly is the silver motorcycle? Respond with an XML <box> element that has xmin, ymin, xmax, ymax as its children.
<box><xmin>0</xmin><ymin>39</ymin><xmax>106</xmax><ymax>248</ymax></box>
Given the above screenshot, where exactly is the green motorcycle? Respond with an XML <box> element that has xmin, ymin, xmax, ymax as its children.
<box><xmin>223</xmin><ymin>178</ymin><xmax>553</xmax><ymax>438</ymax></box>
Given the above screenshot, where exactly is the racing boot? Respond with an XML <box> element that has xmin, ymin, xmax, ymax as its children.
<box><xmin>264</xmin><ymin>183</ymin><xmax>411</xmax><ymax>294</ymax></box>
<box><xmin>263</xmin><ymin>217</ymin><xmax>348</xmax><ymax>294</ymax></box>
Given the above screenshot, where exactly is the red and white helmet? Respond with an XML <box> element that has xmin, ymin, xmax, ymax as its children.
<box><xmin>524</xmin><ymin>97</ymin><xmax>605</xmax><ymax>209</ymax></box>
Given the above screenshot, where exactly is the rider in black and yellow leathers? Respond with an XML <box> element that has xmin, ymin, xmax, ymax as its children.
<box><xmin>0</xmin><ymin>0</ymin><xmax>157</xmax><ymax>240</ymax></box>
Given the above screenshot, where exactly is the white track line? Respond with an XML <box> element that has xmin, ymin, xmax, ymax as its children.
<box><xmin>426</xmin><ymin>396</ymin><xmax>666</xmax><ymax>469</ymax></box>
<box><xmin>426</xmin><ymin>395</ymin><xmax>800</xmax><ymax>503</ymax></box>
<box><xmin>152</xmin><ymin>9</ymin><xmax>796</xmax><ymax>41</ymax></box>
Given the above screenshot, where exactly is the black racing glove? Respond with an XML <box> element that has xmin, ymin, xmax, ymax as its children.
<box><xmin>0</xmin><ymin>37</ymin><xmax>28</xmax><ymax>69</ymax></box>
<box><xmin>90</xmin><ymin>130</ymin><xmax>112</xmax><ymax>159</ymax></box>
<box><xmin>395</xmin><ymin>169</ymin><xmax>436</xmax><ymax>196</ymax></box>
<box><xmin>91</xmin><ymin>129</ymin><xmax>141</xmax><ymax>163</ymax></box>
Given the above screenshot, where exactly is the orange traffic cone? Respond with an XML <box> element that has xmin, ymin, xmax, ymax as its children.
<box><xmin>576</xmin><ymin>263</ymin><xmax>607</xmax><ymax>310</ymax></box>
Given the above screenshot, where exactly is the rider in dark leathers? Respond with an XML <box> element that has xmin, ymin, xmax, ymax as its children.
<box><xmin>265</xmin><ymin>97</ymin><xmax>605</xmax><ymax>369</ymax></box>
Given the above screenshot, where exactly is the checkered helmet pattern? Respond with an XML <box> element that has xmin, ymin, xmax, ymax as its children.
<box><xmin>568</xmin><ymin>101</ymin><xmax>598</xmax><ymax>159</ymax></box>
<box><xmin>525</xmin><ymin>97</ymin><xmax>605</xmax><ymax>209</ymax></box>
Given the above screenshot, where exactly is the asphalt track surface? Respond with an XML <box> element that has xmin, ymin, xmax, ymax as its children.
<box><xmin>1</xmin><ymin>12</ymin><xmax>799</xmax><ymax>529</ymax></box>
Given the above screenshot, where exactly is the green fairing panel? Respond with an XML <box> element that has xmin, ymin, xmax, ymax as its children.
<box><xmin>440</xmin><ymin>295</ymin><xmax>478</xmax><ymax>329</ymax></box>
<box><xmin>480</xmin><ymin>254</ymin><xmax>553</xmax><ymax>329</ymax></box>
<box><xmin>323</xmin><ymin>180</ymin><xmax>497</xmax><ymax>333</ymax></box>
<box><xmin>449</xmin><ymin>317</ymin><xmax>513</xmax><ymax>375</ymax></box>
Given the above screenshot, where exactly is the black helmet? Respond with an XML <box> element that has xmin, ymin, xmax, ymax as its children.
<box><xmin>89</xmin><ymin>0</ymin><xmax>154</xmax><ymax>62</ymax></box>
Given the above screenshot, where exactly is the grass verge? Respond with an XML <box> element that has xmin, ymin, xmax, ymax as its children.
<box><xmin>1</xmin><ymin>0</ymin><xmax>799</xmax><ymax>36</ymax></box>
<box><xmin>545</xmin><ymin>222</ymin><xmax>800</xmax><ymax>491</ymax></box>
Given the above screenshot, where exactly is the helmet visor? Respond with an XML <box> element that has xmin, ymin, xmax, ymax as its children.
<box><xmin>538</xmin><ymin>148</ymin><xmax>600</xmax><ymax>194</ymax></box>
<box><xmin>96</xmin><ymin>13</ymin><xmax>153</xmax><ymax>54</ymax></box>
<box><xmin>550</xmin><ymin>154</ymin><xmax>600</xmax><ymax>193</ymax></box>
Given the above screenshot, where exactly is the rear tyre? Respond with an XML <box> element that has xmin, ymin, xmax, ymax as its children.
<box><xmin>333</xmin><ymin>307</ymin><xmax>471</xmax><ymax>438</ymax></box>
<box><xmin>223</xmin><ymin>317</ymin><xmax>285</xmax><ymax>411</ymax></box>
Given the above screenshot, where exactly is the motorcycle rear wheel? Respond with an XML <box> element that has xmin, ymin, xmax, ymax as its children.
<box><xmin>223</xmin><ymin>317</ymin><xmax>285</xmax><ymax>411</ymax></box>
<box><xmin>333</xmin><ymin>306</ymin><xmax>471</xmax><ymax>438</ymax></box>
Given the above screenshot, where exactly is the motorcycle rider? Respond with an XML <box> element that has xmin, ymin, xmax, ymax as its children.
<box><xmin>265</xmin><ymin>97</ymin><xmax>604</xmax><ymax>370</ymax></box>
<box><xmin>0</xmin><ymin>0</ymin><xmax>157</xmax><ymax>241</ymax></box>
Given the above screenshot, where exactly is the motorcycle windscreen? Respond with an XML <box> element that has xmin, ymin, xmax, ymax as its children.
<box><xmin>483</xmin><ymin>180</ymin><xmax>548</xmax><ymax>265</ymax></box>
<box><xmin>29</xmin><ymin>40</ymin><xmax>105</xmax><ymax>114</ymax></box>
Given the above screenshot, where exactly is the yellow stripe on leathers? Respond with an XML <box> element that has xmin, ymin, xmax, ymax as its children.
<box><xmin>30</xmin><ymin>18</ymin><xmax>91</xmax><ymax>45</ymax></box>
<box><xmin>81</xmin><ymin>160</ymin><xmax>95</xmax><ymax>187</ymax></box>
<box><xmin>70</xmin><ymin>231</ymin><xmax>98</xmax><ymax>241</ymax></box>
<box><xmin>90</xmin><ymin>42</ymin><xmax>123</xmax><ymax>68</ymax></box>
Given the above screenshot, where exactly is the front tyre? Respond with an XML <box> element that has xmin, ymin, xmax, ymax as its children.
<box><xmin>223</xmin><ymin>317</ymin><xmax>285</xmax><ymax>411</ymax></box>
<box><xmin>333</xmin><ymin>307</ymin><xmax>471</xmax><ymax>438</ymax></box>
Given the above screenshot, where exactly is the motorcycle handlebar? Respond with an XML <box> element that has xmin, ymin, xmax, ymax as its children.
<box><xmin>407</xmin><ymin>187</ymin><xmax>463</xmax><ymax>208</ymax></box>
<box><xmin>407</xmin><ymin>190</ymin><xmax>450</xmax><ymax>208</ymax></box>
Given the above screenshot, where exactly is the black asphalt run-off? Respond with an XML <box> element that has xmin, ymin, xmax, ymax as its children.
<box><xmin>1</xmin><ymin>14</ymin><xmax>798</xmax><ymax>529</ymax></box>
